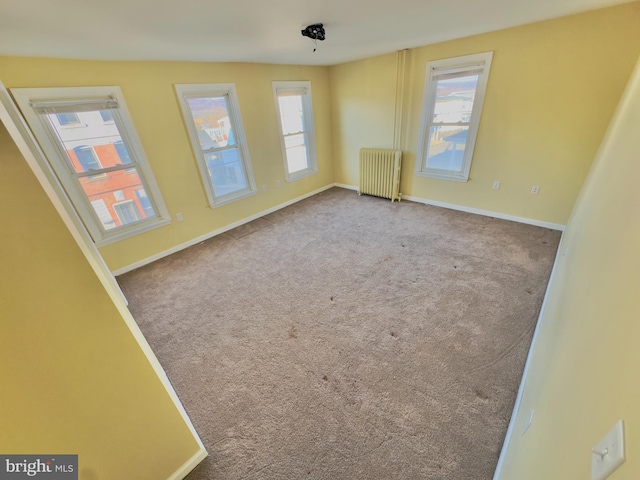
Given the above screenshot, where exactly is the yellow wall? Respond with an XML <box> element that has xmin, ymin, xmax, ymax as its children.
<box><xmin>0</xmin><ymin>58</ymin><xmax>334</xmax><ymax>271</ymax></box>
<box><xmin>330</xmin><ymin>2</ymin><xmax>640</xmax><ymax>225</ymax></box>
<box><xmin>0</xmin><ymin>123</ymin><xmax>201</xmax><ymax>477</ymax></box>
<box><xmin>496</xmin><ymin>54</ymin><xmax>640</xmax><ymax>479</ymax></box>
<box><xmin>330</xmin><ymin>53</ymin><xmax>399</xmax><ymax>183</ymax></box>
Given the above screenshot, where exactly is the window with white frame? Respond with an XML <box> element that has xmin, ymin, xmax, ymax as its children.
<box><xmin>56</xmin><ymin>112</ymin><xmax>81</xmax><ymax>126</ymax></box>
<box><xmin>416</xmin><ymin>52</ymin><xmax>493</xmax><ymax>182</ymax></box>
<box><xmin>273</xmin><ymin>81</ymin><xmax>317</xmax><ymax>181</ymax></box>
<box><xmin>11</xmin><ymin>86</ymin><xmax>170</xmax><ymax>245</ymax></box>
<box><xmin>175</xmin><ymin>83</ymin><xmax>256</xmax><ymax>207</ymax></box>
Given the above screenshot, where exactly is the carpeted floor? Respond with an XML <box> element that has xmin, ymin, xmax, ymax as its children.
<box><xmin>118</xmin><ymin>187</ymin><xmax>560</xmax><ymax>479</ymax></box>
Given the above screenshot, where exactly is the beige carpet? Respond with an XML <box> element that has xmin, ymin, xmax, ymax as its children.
<box><xmin>118</xmin><ymin>187</ymin><xmax>560</xmax><ymax>479</ymax></box>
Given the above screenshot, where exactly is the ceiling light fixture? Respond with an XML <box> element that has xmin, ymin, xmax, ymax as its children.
<box><xmin>301</xmin><ymin>23</ymin><xmax>325</xmax><ymax>52</ymax></box>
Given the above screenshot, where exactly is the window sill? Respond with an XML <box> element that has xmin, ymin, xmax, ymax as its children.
<box><xmin>210</xmin><ymin>188</ymin><xmax>257</xmax><ymax>208</ymax></box>
<box><xmin>415</xmin><ymin>170</ymin><xmax>469</xmax><ymax>183</ymax></box>
<box><xmin>285</xmin><ymin>169</ymin><xmax>317</xmax><ymax>183</ymax></box>
<box><xmin>95</xmin><ymin>216</ymin><xmax>171</xmax><ymax>247</ymax></box>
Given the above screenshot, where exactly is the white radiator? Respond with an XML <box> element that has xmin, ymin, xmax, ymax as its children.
<box><xmin>359</xmin><ymin>148</ymin><xmax>402</xmax><ymax>202</ymax></box>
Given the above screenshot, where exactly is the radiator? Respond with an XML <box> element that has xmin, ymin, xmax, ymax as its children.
<box><xmin>359</xmin><ymin>148</ymin><xmax>402</xmax><ymax>202</ymax></box>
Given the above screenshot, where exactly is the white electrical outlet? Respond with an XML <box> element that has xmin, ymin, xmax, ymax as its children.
<box><xmin>262</xmin><ymin>184</ymin><xmax>267</xmax><ymax>192</ymax></box>
<box><xmin>176</xmin><ymin>213</ymin><xmax>183</xmax><ymax>222</ymax></box>
<box><xmin>492</xmin><ymin>180</ymin><xmax>501</xmax><ymax>190</ymax></box>
<box><xmin>277</xmin><ymin>180</ymin><xmax>282</xmax><ymax>187</ymax></box>
<box><xmin>531</xmin><ymin>186</ymin><xmax>540</xmax><ymax>195</ymax></box>
<box><xmin>591</xmin><ymin>420</ymin><xmax>625</xmax><ymax>480</ymax></box>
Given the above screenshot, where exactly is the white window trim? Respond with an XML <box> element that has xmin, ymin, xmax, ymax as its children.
<box><xmin>174</xmin><ymin>83</ymin><xmax>256</xmax><ymax>208</ymax></box>
<box><xmin>415</xmin><ymin>52</ymin><xmax>493</xmax><ymax>182</ymax></box>
<box><xmin>272</xmin><ymin>81</ymin><xmax>317</xmax><ymax>182</ymax></box>
<box><xmin>11</xmin><ymin>86</ymin><xmax>171</xmax><ymax>246</ymax></box>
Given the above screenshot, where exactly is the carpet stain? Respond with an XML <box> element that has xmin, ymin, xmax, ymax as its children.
<box><xmin>322</xmin><ymin>375</ymin><xmax>328</xmax><ymax>381</ymax></box>
<box><xmin>474</xmin><ymin>388</ymin><xmax>489</xmax><ymax>401</ymax></box>
<box><xmin>288</xmin><ymin>326</ymin><xmax>298</xmax><ymax>339</ymax></box>
<box><xmin>390</xmin><ymin>331</ymin><xmax>398</xmax><ymax>338</ymax></box>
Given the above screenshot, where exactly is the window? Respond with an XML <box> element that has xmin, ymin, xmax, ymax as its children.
<box><xmin>273</xmin><ymin>81</ymin><xmax>317</xmax><ymax>181</ymax></box>
<box><xmin>113</xmin><ymin>140</ymin><xmax>131</xmax><ymax>164</ymax></box>
<box><xmin>416</xmin><ymin>52</ymin><xmax>493</xmax><ymax>182</ymax></box>
<box><xmin>73</xmin><ymin>146</ymin><xmax>101</xmax><ymax>172</ymax></box>
<box><xmin>135</xmin><ymin>189</ymin><xmax>155</xmax><ymax>217</ymax></box>
<box><xmin>56</xmin><ymin>112</ymin><xmax>81</xmax><ymax>126</ymax></box>
<box><xmin>175</xmin><ymin>83</ymin><xmax>256</xmax><ymax>207</ymax></box>
<box><xmin>100</xmin><ymin>110</ymin><xmax>114</xmax><ymax>123</ymax></box>
<box><xmin>11</xmin><ymin>86</ymin><xmax>170</xmax><ymax>245</ymax></box>
<box><xmin>113</xmin><ymin>200</ymin><xmax>141</xmax><ymax>225</ymax></box>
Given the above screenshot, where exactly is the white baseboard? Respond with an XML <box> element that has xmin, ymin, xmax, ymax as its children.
<box><xmin>113</xmin><ymin>183</ymin><xmax>336</xmax><ymax>276</ymax></box>
<box><xmin>492</xmin><ymin>232</ymin><xmax>566</xmax><ymax>479</ymax></box>
<box><xmin>334</xmin><ymin>182</ymin><xmax>358</xmax><ymax>191</ymax></box>
<box><xmin>333</xmin><ymin>183</ymin><xmax>565</xmax><ymax>230</ymax></box>
<box><xmin>402</xmin><ymin>193</ymin><xmax>565</xmax><ymax>231</ymax></box>
<box><xmin>114</xmin><ymin>183</ymin><xmax>565</xmax><ymax>275</ymax></box>
<box><xmin>167</xmin><ymin>448</ymin><xmax>208</xmax><ymax>480</ymax></box>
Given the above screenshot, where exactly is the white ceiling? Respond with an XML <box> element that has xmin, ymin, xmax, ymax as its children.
<box><xmin>0</xmin><ymin>0</ymin><xmax>633</xmax><ymax>66</ymax></box>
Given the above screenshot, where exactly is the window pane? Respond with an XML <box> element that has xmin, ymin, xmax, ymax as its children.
<box><xmin>425</xmin><ymin>126</ymin><xmax>469</xmax><ymax>172</ymax></box>
<box><xmin>135</xmin><ymin>189</ymin><xmax>155</xmax><ymax>217</ymax></box>
<box><xmin>278</xmin><ymin>95</ymin><xmax>304</xmax><ymax>135</ymax></box>
<box><xmin>432</xmin><ymin>74</ymin><xmax>478</xmax><ymax>124</ymax></box>
<box><xmin>113</xmin><ymin>201</ymin><xmax>141</xmax><ymax>225</ymax></box>
<box><xmin>74</xmin><ymin>146</ymin><xmax>101</xmax><ymax>172</ymax></box>
<box><xmin>56</xmin><ymin>112</ymin><xmax>80</xmax><ymax>126</ymax></box>
<box><xmin>45</xmin><ymin>111</ymin><xmax>135</xmax><ymax>173</ymax></box>
<box><xmin>80</xmin><ymin>168</ymin><xmax>157</xmax><ymax>230</ymax></box>
<box><xmin>114</xmin><ymin>140</ymin><xmax>132</xmax><ymax>164</ymax></box>
<box><xmin>186</xmin><ymin>96</ymin><xmax>237</xmax><ymax>149</ymax></box>
<box><xmin>205</xmin><ymin>148</ymin><xmax>248</xmax><ymax>197</ymax></box>
<box><xmin>284</xmin><ymin>133</ymin><xmax>309</xmax><ymax>173</ymax></box>
<box><xmin>90</xmin><ymin>199</ymin><xmax>117</xmax><ymax>230</ymax></box>
<box><xmin>100</xmin><ymin>110</ymin><xmax>114</xmax><ymax>122</ymax></box>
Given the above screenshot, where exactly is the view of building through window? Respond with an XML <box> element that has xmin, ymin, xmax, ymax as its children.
<box><xmin>44</xmin><ymin>109</ymin><xmax>156</xmax><ymax>231</ymax></box>
<box><xmin>425</xmin><ymin>74</ymin><xmax>478</xmax><ymax>171</ymax></box>
<box><xmin>185</xmin><ymin>96</ymin><xmax>248</xmax><ymax>197</ymax></box>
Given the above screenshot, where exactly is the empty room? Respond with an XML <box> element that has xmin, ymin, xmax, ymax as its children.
<box><xmin>1</xmin><ymin>1</ymin><xmax>640</xmax><ymax>479</ymax></box>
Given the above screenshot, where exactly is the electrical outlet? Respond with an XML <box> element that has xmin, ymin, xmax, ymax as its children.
<box><xmin>492</xmin><ymin>181</ymin><xmax>501</xmax><ymax>190</ymax></box>
<box><xmin>262</xmin><ymin>184</ymin><xmax>267</xmax><ymax>192</ymax></box>
<box><xmin>531</xmin><ymin>186</ymin><xmax>540</xmax><ymax>195</ymax></box>
<box><xmin>176</xmin><ymin>213</ymin><xmax>183</xmax><ymax>222</ymax></box>
<box><xmin>591</xmin><ymin>420</ymin><xmax>625</xmax><ymax>480</ymax></box>
<box><xmin>277</xmin><ymin>180</ymin><xmax>282</xmax><ymax>187</ymax></box>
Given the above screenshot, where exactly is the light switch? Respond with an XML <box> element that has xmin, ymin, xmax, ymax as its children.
<box><xmin>591</xmin><ymin>420</ymin><xmax>625</xmax><ymax>480</ymax></box>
